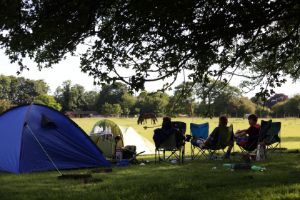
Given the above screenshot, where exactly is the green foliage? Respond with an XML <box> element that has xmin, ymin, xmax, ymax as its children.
<box><xmin>83</xmin><ymin>91</ymin><xmax>98</xmax><ymax>111</ymax></box>
<box><xmin>101</xmin><ymin>103</ymin><xmax>122</xmax><ymax>116</ymax></box>
<box><xmin>272</xmin><ymin>102</ymin><xmax>286</xmax><ymax>118</ymax></box>
<box><xmin>55</xmin><ymin>81</ymin><xmax>96</xmax><ymax>111</ymax></box>
<box><xmin>120</xmin><ymin>93</ymin><xmax>136</xmax><ymax>115</ymax></box>
<box><xmin>122</xmin><ymin>107</ymin><xmax>130</xmax><ymax>117</ymax></box>
<box><xmin>136</xmin><ymin>91</ymin><xmax>169</xmax><ymax>116</ymax></box>
<box><xmin>255</xmin><ymin>105</ymin><xmax>272</xmax><ymax>118</ymax></box>
<box><xmin>96</xmin><ymin>83</ymin><xmax>129</xmax><ymax>112</ymax></box>
<box><xmin>101</xmin><ymin>103</ymin><xmax>113</xmax><ymax>116</ymax></box>
<box><xmin>0</xmin><ymin>75</ymin><xmax>49</xmax><ymax>105</ymax></box>
<box><xmin>271</xmin><ymin>95</ymin><xmax>300</xmax><ymax>117</ymax></box>
<box><xmin>283</xmin><ymin>95</ymin><xmax>300</xmax><ymax>117</ymax></box>
<box><xmin>0</xmin><ymin>99</ymin><xmax>12</xmax><ymax>113</ymax></box>
<box><xmin>235</xmin><ymin>97</ymin><xmax>256</xmax><ymax>117</ymax></box>
<box><xmin>33</xmin><ymin>94</ymin><xmax>62</xmax><ymax>111</ymax></box>
<box><xmin>111</xmin><ymin>104</ymin><xmax>122</xmax><ymax>117</ymax></box>
<box><xmin>193</xmin><ymin>80</ymin><xmax>257</xmax><ymax>117</ymax></box>
<box><xmin>167</xmin><ymin>82</ymin><xmax>196</xmax><ymax>116</ymax></box>
<box><xmin>1</xmin><ymin>1</ymin><xmax>299</xmax><ymax>95</ymax></box>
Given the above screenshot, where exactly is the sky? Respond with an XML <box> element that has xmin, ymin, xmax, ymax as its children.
<box><xmin>0</xmin><ymin>49</ymin><xmax>299</xmax><ymax>98</ymax></box>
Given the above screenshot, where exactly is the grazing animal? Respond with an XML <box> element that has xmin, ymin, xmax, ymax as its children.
<box><xmin>137</xmin><ymin>113</ymin><xmax>158</xmax><ymax>125</ymax></box>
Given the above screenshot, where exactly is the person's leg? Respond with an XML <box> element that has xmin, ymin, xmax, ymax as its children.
<box><xmin>224</xmin><ymin>140</ymin><xmax>234</xmax><ymax>158</ymax></box>
<box><xmin>224</xmin><ymin>132</ymin><xmax>235</xmax><ymax>158</ymax></box>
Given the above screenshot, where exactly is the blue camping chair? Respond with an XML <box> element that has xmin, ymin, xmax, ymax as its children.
<box><xmin>190</xmin><ymin>123</ymin><xmax>209</xmax><ymax>160</ymax></box>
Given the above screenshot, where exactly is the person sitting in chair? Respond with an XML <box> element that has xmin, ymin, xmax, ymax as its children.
<box><xmin>153</xmin><ymin>116</ymin><xmax>173</xmax><ymax>147</ymax></box>
<box><xmin>114</xmin><ymin>135</ymin><xmax>123</xmax><ymax>160</ymax></box>
<box><xmin>193</xmin><ymin>116</ymin><xmax>233</xmax><ymax>157</ymax></box>
<box><xmin>235</xmin><ymin>114</ymin><xmax>260</xmax><ymax>151</ymax></box>
<box><xmin>200</xmin><ymin>116</ymin><xmax>234</xmax><ymax>158</ymax></box>
<box><xmin>153</xmin><ymin>116</ymin><xmax>184</xmax><ymax>148</ymax></box>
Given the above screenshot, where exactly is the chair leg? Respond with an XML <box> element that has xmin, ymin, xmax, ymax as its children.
<box><xmin>155</xmin><ymin>149</ymin><xmax>157</xmax><ymax>164</ymax></box>
<box><xmin>182</xmin><ymin>146</ymin><xmax>185</xmax><ymax>163</ymax></box>
<box><xmin>157</xmin><ymin>149</ymin><xmax>161</xmax><ymax>163</ymax></box>
<box><xmin>191</xmin><ymin>144</ymin><xmax>194</xmax><ymax>160</ymax></box>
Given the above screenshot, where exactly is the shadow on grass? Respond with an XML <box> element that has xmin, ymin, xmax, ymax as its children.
<box><xmin>1</xmin><ymin>154</ymin><xmax>300</xmax><ymax>200</ymax></box>
<box><xmin>282</xmin><ymin>137</ymin><xmax>300</xmax><ymax>142</ymax></box>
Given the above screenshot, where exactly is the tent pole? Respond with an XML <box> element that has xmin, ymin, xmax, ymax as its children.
<box><xmin>25</xmin><ymin>124</ymin><xmax>62</xmax><ymax>175</ymax></box>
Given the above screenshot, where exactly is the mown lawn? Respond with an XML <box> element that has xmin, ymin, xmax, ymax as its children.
<box><xmin>1</xmin><ymin>117</ymin><xmax>300</xmax><ymax>200</ymax></box>
<box><xmin>1</xmin><ymin>153</ymin><xmax>300</xmax><ymax>200</ymax></box>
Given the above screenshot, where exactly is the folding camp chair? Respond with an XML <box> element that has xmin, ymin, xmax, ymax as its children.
<box><xmin>238</xmin><ymin>120</ymin><xmax>281</xmax><ymax>155</ymax></box>
<box><xmin>190</xmin><ymin>123</ymin><xmax>209</xmax><ymax>160</ymax></box>
<box><xmin>207</xmin><ymin>125</ymin><xmax>234</xmax><ymax>159</ymax></box>
<box><xmin>259</xmin><ymin>120</ymin><xmax>281</xmax><ymax>153</ymax></box>
<box><xmin>155</xmin><ymin>121</ymin><xmax>186</xmax><ymax>164</ymax></box>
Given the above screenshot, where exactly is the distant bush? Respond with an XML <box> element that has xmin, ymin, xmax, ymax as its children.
<box><xmin>0</xmin><ymin>99</ymin><xmax>12</xmax><ymax>114</ymax></box>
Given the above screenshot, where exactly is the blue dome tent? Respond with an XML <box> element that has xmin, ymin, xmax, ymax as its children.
<box><xmin>0</xmin><ymin>104</ymin><xmax>110</xmax><ymax>174</ymax></box>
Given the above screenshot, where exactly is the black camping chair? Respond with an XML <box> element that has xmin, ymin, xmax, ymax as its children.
<box><xmin>154</xmin><ymin>121</ymin><xmax>186</xmax><ymax>164</ymax></box>
<box><xmin>259</xmin><ymin>120</ymin><xmax>281</xmax><ymax>153</ymax></box>
<box><xmin>238</xmin><ymin>120</ymin><xmax>281</xmax><ymax>154</ymax></box>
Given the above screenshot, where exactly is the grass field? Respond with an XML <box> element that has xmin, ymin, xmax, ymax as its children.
<box><xmin>1</xmin><ymin>117</ymin><xmax>300</xmax><ymax>200</ymax></box>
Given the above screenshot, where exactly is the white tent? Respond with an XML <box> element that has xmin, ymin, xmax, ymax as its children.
<box><xmin>120</xmin><ymin>127</ymin><xmax>155</xmax><ymax>155</ymax></box>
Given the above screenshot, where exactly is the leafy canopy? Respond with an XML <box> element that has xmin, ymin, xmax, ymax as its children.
<box><xmin>0</xmin><ymin>0</ymin><xmax>299</xmax><ymax>95</ymax></box>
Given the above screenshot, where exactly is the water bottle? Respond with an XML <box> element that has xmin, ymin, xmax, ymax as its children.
<box><xmin>223</xmin><ymin>163</ymin><xmax>252</xmax><ymax>170</ymax></box>
<box><xmin>223</xmin><ymin>163</ymin><xmax>233</xmax><ymax>169</ymax></box>
<box><xmin>251</xmin><ymin>165</ymin><xmax>266</xmax><ymax>172</ymax></box>
<box><xmin>256</xmin><ymin>144</ymin><xmax>261</xmax><ymax>161</ymax></box>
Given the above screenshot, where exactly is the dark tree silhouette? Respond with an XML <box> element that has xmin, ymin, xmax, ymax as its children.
<box><xmin>0</xmin><ymin>0</ymin><xmax>299</xmax><ymax>95</ymax></box>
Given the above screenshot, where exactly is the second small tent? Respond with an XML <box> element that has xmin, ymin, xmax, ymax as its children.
<box><xmin>90</xmin><ymin>119</ymin><xmax>155</xmax><ymax>158</ymax></box>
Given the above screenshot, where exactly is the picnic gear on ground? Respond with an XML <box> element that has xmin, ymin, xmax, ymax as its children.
<box><xmin>223</xmin><ymin>163</ymin><xmax>266</xmax><ymax>171</ymax></box>
<box><xmin>223</xmin><ymin>163</ymin><xmax>252</xmax><ymax>170</ymax></box>
<box><xmin>251</xmin><ymin>165</ymin><xmax>266</xmax><ymax>172</ymax></box>
<box><xmin>0</xmin><ymin>104</ymin><xmax>110</xmax><ymax>174</ymax></box>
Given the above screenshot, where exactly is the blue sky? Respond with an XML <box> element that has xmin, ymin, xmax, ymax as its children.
<box><xmin>0</xmin><ymin>49</ymin><xmax>299</xmax><ymax>97</ymax></box>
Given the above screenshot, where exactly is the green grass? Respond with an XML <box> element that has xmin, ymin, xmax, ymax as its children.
<box><xmin>1</xmin><ymin>153</ymin><xmax>300</xmax><ymax>200</ymax></box>
<box><xmin>1</xmin><ymin>117</ymin><xmax>300</xmax><ymax>200</ymax></box>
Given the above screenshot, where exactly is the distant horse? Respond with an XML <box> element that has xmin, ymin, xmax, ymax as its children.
<box><xmin>137</xmin><ymin>113</ymin><xmax>158</xmax><ymax>125</ymax></box>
